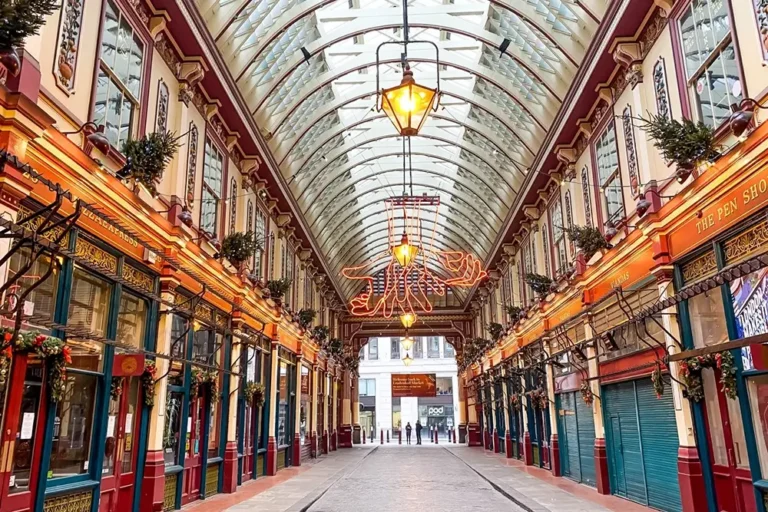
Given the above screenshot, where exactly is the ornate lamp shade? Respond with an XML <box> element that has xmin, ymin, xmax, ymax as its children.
<box><xmin>399</xmin><ymin>312</ymin><xmax>417</xmax><ymax>329</ymax></box>
<box><xmin>381</xmin><ymin>66</ymin><xmax>437</xmax><ymax>136</ymax></box>
<box><xmin>392</xmin><ymin>233</ymin><xmax>418</xmax><ymax>267</ymax></box>
<box><xmin>402</xmin><ymin>353</ymin><xmax>414</xmax><ymax>366</ymax></box>
<box><xmin>401</xmin><ymin>336</ymin><xmax>414</xmax><ymax>351</ymax></box>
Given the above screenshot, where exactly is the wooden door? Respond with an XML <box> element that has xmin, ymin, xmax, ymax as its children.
<box><xmin>99</xmin><ymin>378</ymin><xmax>140</xmax><ymax>512</ymax></box>
<box><xmin>241</xmin><ymin>403</ymin><xmax>254</xmax><ymax>482</ymax></box>
<box><xmin>0</xmin><ymin>356</ymin><xmax>45</xmax><ymax>512</ymax></box>
<box><xmin>702</xmin><ymin>370</ymin><xmax>756</xmax><ymax>512</ymax></box>
<box><xmin>182</xmin><ymin>396</ymin><xmax>204</xmax><ymax>505</ymax></box>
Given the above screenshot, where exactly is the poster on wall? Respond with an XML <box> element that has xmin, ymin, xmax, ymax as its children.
<box><xmin>391</xmin><ymin>373</ymin><xmax>437</xmax><ymax>397</ymax></box>
<box><xmin>730</xmin><ymin>267</ymin><xmax>768</xmax><ymax>371</ymax></box>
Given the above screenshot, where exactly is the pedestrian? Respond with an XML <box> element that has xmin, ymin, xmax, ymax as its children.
<box><xmin>415</xmin><ymin>420</ymin><xmax>423</xmax><ymax>445</ymax></box>
<box><xmin>405</xmin><ymin>422</ymin><xmax>412</xmax><ymax>445</ymax></box>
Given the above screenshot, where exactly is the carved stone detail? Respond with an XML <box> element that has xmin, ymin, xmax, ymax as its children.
<box><xmin>54</xmin><ymin>0</ymin><xmax>84</xmax><ymax>93</ymax></box>
<box><xmin>581</xmin><ymin>166</ymin><xmax>593</xmax><ymax>227</ymax></box>
<box><xmin>229</xmin><ymin>177</ymin><xmax>237</xmax><ymax>235</ymax></box>
<box><xmin>622</xmin><ymin>105</ymin><xmax>640</xmax><ymax>198</ymax></box>
<box><xmin>156</xmin><ymin>79</ymin><xmax>169</xmax><ymax>132</ymax></box>
<box><xmin>186</xmin><ymin>123</ymin><xmax>198</xmax><ymax>207</ymax></box>
<box><xmin>653</xmin><ymin>57</ymin><xmax>671</xmax><ymax>119</ymax></box>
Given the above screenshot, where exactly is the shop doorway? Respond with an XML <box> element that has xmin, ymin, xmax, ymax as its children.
<box><xmin>182</xmin><ymin>394</ymin><xmax>205</xmax><ymax>505</ymax></box>
<box><xmin>99</xmin><ymin>378</ymin><xmax>140</xmax><ymax>512</ymax></box>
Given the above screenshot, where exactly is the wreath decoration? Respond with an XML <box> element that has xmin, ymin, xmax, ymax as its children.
<box><xmin>580</xmin><ymin>381</ymin><xmax>594</xmax><ymax>406</ymax></box>
<box><xmin>527</xmin><ymin>388</ymin><xmax>548</xmax><ymax>410</ymax></box>
<box><xmin>651</xmin><ymin>363</ymin><xmax>665</xmax><ymax>399</ymax></box>
<box><xmin>0</xmin><ymin>328</ymin><xmax>71</xmax><ymax>403</ymax></box>
<box><xmin>510</xmin><ymin>393</ymin><xmax>521</xmax><ymax>411</ymax></box>
<box><xmin>111</xmin><ymin>377</ymin><xmax>124</xmax><ymax>401</ymax></box>
<box><xmin>191</xmin><ymin>367</ymin><xmax>220</xmax><ymax>403</ymax></box>
<box><xmin>244</xmin><ymin>381</ymin><xmax>265</xmax><ymax>408</ymax></box>
<box><xmin>142</xmin><ymin>361</ymin><xmax>157</xmax><ymax>407</ymax></box>
<box><xmin>679</xmin><ymin>351</ymin><xmax>737</xmax><ymax>402</ymax></box>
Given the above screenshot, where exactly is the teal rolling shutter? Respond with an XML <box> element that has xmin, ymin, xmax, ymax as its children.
<box><xmin>636</xmin><ymin>377</ymin><xmax>682</xmax><ymax>512</ymax></box>
<box><xmin>557</xmin><ymin>393</ymin><xmax>580</xmax><ymax>482</ymax></box>
<box><xmin>603</xmin><ymin>381</ymin><xmax>646</xmax><ymax>504</ymax></box>
<box><xmin>575</xmin><ymin>392</ymin><xmax>596</xmax><ymax>487</ymax></box>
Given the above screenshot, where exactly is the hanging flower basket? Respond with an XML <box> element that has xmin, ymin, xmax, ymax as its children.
<box><xmin>0</xmin><ymin>328</ymin><xmax>71</xmax><ymax>403</ymax></box>
<box><xmin>510</xmin><ymin>393</ymin><xmax>521</xmax><ymax>411</ymax></box>
<box><xmin>111</xmin><ymin>377</ymin><xmax>125</xmax><ymax>401</ymax></box>
<box><xmin>580</xmin><ymin>381</ymin><xmax>593</xmax><ymax>406</ymax></box>
<box><xmin>651</xmin><ymin>363</ymin><xmax>665</xmax><ymax>399</ymax></box>
<box><xmin>678</xmin><ymin>350</ymin><xmax>737</xmax><ymax>402</ymax></box>
<box><xmin>528</xmin><ymin>388</ymin><xmax>548</xmax><ymax>410</ymax></box>
<box><xmin>244</xmin><ymin>381</ymin><xmax>265</xmax><ymax>408</ymax></box>
<box><xmin>297</xmin><ymin>309</ymin><xmax>316</xmax><ymax>330</ymax></box>
<box><xmin>311</xmin><ymin>325</ymin><xmax>329</xmax><ymax>344</ymax></box>
<box><xmin>142</xmin><ymin>360</ymin><xmax>157</xmax><ymax>407</ymax></box>
<box><xmin>487</xmin><ymin>322</ymin><xmax>503</xmax><ymax>342</ymax></box>
<box><xmin>191</xmin><ymin>367</ymin><xmax>220</xmax><ymax>403</ymax></box>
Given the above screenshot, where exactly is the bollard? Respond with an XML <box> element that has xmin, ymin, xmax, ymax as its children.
<box><xmin>387</xmin><ymin>430</ymin><xmax>390</xmax><ymax>443</ymax></box>
<box><xmin>399</xmin><ymin>430</ymin><xmax>402</xmax><ymax>444</ymax></box>
<box><xmin>435</xmin><ymin>429</ymin><xmax>438</xmax><ymax>444</ymax></box>
<box><xmin>381</xmin><ymin>429</ymin><xmax>384</xmax><ymax>444</ymax></box>
<box><xmin>453</xmin><ymin>429</ymin><xmax>457</xmax><ymax>444</ymax></box>
<box><xmin>430</xmin><ymin>427</ymin><xmax>433</xmax><ymax>443</ymax></box>
<box><xmin>362</xmin><ymin>432</ymin><xmax>366</xmax><ymax>444</ymax></box>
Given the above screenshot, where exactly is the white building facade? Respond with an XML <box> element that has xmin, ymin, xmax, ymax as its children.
<box><xmin>358</xmin><ymin>336</ymin><xmax>459</xmax><ymax>440</ymax></box>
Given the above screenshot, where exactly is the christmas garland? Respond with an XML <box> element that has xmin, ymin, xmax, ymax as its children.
<box><xmin>510</xmin><ymin>393</ymin><xmax>521</xmax><ymax>411</ymax></box>
<box><xmin>651</xmin><ymin>363</ymin><xmax>665</xmax><ymax>399</ymax></box>
<box><xmin>142</xmin><ymin>361</ymin><xmax>157</xmax><ymax>407</ymax></box>
<box><xmin>0</xmin><ymin>329</ymin><xmax>71</xmax><ymax>403</ymax></box>
<box><xmin>111</xmin><ymin>377</ymin><xmax>124</xmax><ymax>401</ymax></box>
<box><xmin>580</xmin><ymin>382</ymin><xmax>593</xmax><ymax>406</ymax></box>
<box><xmin>527</xmin><ymin>388</ymin><xmax>548</xmax><ymax>410</ymax></box>
<box><xmin>244</xmin><ymin>381</ymin><xmax>265</xmax><ymax>407</ymax></box>
<box><xmin>678</xmin><ymin>351</ymin><xmax>737</xmax><ymax>403</ymax></box>
<box><xmin>190</xmin><ymin>367</ymin><xmax>220</xmax><ymax>403</ymax></box>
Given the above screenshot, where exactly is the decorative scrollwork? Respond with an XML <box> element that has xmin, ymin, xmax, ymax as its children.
<box><xmin>54</xmin><ymin>0</ymin><xmax>84</xmax><ymax>93</ymax></box>
<box><xmin>581</xmin><ymin>166</ymin><xmax>593</xmax><ymax>227</ymax></box>
<box><xmin>75</xmin><ymin>238</ymin><xmax>117</xmax><ymax>273</ymax></box>
<box><xmin>43</xmin><ymin>491</ymin><xmax>92</xmax><ymax>512</ymax></box>
<box><xmin>681</xmin><ymin>251</ymin><xmax>717</xmax><ymax>283</ymax></box>
<box><xmin>163</xmin><ymin>473</ymin><xmax>177</xmax><ymax>511</ymax></box>
<box><xmin>123</xmin><ymin>264</ymin><xmax>154</xmax><ymax>294</ymax></box>
<box><xmin>724</xmin><ymin>220</ymin><xmax>768</xmax><ymax>265</ymax></box>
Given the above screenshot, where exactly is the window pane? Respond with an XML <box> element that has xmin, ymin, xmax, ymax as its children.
<box><xmin>119</xmin><ymin>96</ymin><xmax>133</xmax><ymax>149</ymax></box>
<box><xmin>103</xmin><ymin>390</ymin><xmax>119</xmax><ymax>475</ymax></box>
<box><xmin>596</xmin><ymin>124</ymin><xmax>618</xmax><ymax>185</ymax></box>
<box><xmin>67</xmin><ymin>267</ymin><xmax>110</xmax><ymax>371</ymax></box>
<box><xmin>277</xmin><ymin>363</ymin><xmax>288</xmax><ymax>446</ymax></box>
<box><xmin>7</xmin><ymin>249</ymin><xmax>59</xmax><ymax>332</ymax></box>
<box><xmin>688</xmin><ymin>290</ymin><xmax>728</xmax><ymax>348</ymax></box>
<box><xmin>164</xmin><ymin>391</ymin><xmax>183</xmax><ymax>466</ymax></box>
<box><xmin>100</xmin><ymin>1</ymin><xmax>118</xmax><ymax>69</ymax></box>
<box><xmin>208</xmin><ymin>399</ymin><xmax>219</xmax><ymax>458</ymax></box>
<box><xmin>695</xmin><ymin>44</ymin><xmax>742</xmax><ymax>129</ymax></box>
<box><xmin>8</xmin><ymin>360</ymin><xmax>43</xmax><ymax>494</ymax></box>
<box><xmin>122</xmin><ymin>378</ymin><xmax>139</xmax><ymax>473</ymax></box>
<box><xmin>428</xmin><ymin>337</ymin><xmax>440</xmax><ymax>358</ymax></box>
<box><xmin>127</xmin><ymin>36</ymin><xmax>143</xmax><ymax>98</ymax></box>
<box><xmin>748</xmin><ymin>375</ymin><xmax>768</xmax><ymax>476</ymax></box>
<box><xmin>444</xmin><ymin>341</ymin><xmax>454</xmax><ymax>357</ymax></box>
<box><xmin>93</xmin><ymin>71</ymin><xmax>109</xmax><ymax>136</ymax></box>
<box><xmin>604</xmin><ymin>176</ymin><xmax>624</xmax><ymax>223</ymax></box>
<box><xmin>114</xmin><ymin>17</ymin><xmax>133</xmax><ymax>85</ymax></box>
<box><xmin>201</xmin><ymin>188</ymin><xmax>218</xmax><ymax>235</ymax></box>
<box><xmin>106</xmin><ymin>80</ymin><xmax>122</xmax><ymax>148</ymax></box>
<box><xmin>116</xmin><ymin>293</ymin><xmax>147</xmax><ymax>348</ymax></box>
<box><xmin>49</xmin><ymin>372</ymin><xmax>98</xmax><ymax>478</ymax></box>
<box><xmin>391</xmin><ymin>338</ymin><xmax>400</xmax><ymax>359</ymax></box>
<box><xmin>368</xmin><ymin>339</ymin><xmax>378</xmax><ymax>360</ymax></box>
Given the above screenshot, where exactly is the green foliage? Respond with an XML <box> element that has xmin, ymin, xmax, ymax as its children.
<box><xmin>121</xmin><ymin>131</ymin><xmax>180</xmax><ymax>196</ymax></box>
<box><xmin>297</xmin><ymin>308</ymin><xmax>316</xmax><ymax>329</ymax></box>
<box><xmin>487</xmin><ymin>322</ymin><xmax>503</xmax><ymax>341</ymax></box>
<box><xmin>323</xmin><ymin>338</ymin><xmax>343</xmax><ymax>358</ymax></box>
<box><xmin>506</xmin><ymin>305</ymin><xmax>522</xmax><ymax>322</ymax></box>
<box><xmin>244</xmin><ymin>382</ymin><xmax>265</xmax><ymax>407</ymax></box>
<box><xmin>565</xmin><ymin>225</ymin><xmax>610</xmax><ymax>260</ymax></box>
<box><xmin>642</xmin><ymin>113</ymin><xmax>717</xmax><ymax>168</ymax></box>
<box><xmin>525</xmin><ymin>273</ymin><xmax>554</xmax><ymax>298</ymax></box>
<box><xmin>457</xmin><ymin>337</ymin><xmax>494</xmax><ymax>373</ymax></box>
<box><xmin>267</xmin><ymin>277</ymin><xmax>292</xmax><ymax>300</ymax></box>
<box><xmin>0</xmin><ymin>0</ymin><xmax>57</xmax><ymax>49</ymax></box>
<box><xmin>221</xmin><ymin>231</ymin><xmax>260</xmax><ymax>264</ymax></box>
<box><xmin>311</xmin><ymin>325</ymin><xmax>329</xmax><ymax>344</ymax></box>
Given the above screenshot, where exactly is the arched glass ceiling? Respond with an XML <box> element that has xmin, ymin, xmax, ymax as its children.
<box><xmin>197</xmin><ymin>0</ymin><xmax>603</xmax><ymax>302</ymax></box>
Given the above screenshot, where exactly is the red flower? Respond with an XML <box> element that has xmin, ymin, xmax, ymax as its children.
<box><xmin>3</xmin><ymin>332</ymin><xmax>11</xmax><ymax>343</ymax></box>
<box><xmin>34</xmin><ymin>335</ymin><xmax>45</xmax><ymax>346</ymax></box>
<box><xmin>3</xmin><ymin>346</ymin><xmax>11</xmax><ymax>359</ymax></box>
<box><xmin>62</xmin><ymin>346</ymin><xmax>72</xmax><ymax>364</ymax></box>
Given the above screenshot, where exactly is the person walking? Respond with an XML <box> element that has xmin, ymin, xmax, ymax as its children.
<box><xmin>405</xmin><ymin>422</ymin><xmax>412</xmax><ymax>445</ymax></box>
<box><xmin>415</xmin><ymin>420</ymin><xmax>423</xmax><ymax>445</ymax></box>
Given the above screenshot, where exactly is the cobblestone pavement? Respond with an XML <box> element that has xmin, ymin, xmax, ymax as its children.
<box><xmin>307</xmin><ymin>445</ymin><xmax>524</xmax><ymax>512</ymax></box>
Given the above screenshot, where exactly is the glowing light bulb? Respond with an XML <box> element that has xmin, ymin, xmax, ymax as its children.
<box><xmin>400</xmin><ymin>312</ymin><xmax>417</xmax><ymax>329</ymax></box>
<box><xmin>397</xmin><ymin>92</ymin><xmax>415</xmax><ymax>113</ymax></box>
<box><xmin>401</xmin><ymin>336</ymin><xmax>414</xmax><ymax>351</ymax></box>
<box><xmin>392</xmin><ymin>233</ymin><xmax>418</xmax><ymax>267</ymax></box>
<box><xmin>403</xmin><ymin>354</ymin><xmax>413</xmax><ymax>366</ymax></box>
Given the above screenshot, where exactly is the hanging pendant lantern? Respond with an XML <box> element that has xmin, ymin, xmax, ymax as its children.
<box><xmin>380</xmin><ymin>66</ymin><xmax>438</xmax><ymax>136</ymax></box>
<box><xmin>399</xmin><ymin>312</ymin><xmax>417</xmax><ymax>329</ymax></box>
<box><xmin>392</xmin><ymin>232</ymin><xmax>418</xmax><ymax>267</ymax></box>
<box><xmin>401</xmin><ymin>336</ymin><xmax>415</xmax><ymax>351</ymax></box>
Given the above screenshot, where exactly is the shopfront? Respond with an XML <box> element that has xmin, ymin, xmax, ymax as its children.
<box><xmin>316</xmin><ymin>368</ymin><xmax>325</xmax><ymax>454</ymax></box>
<box><xmin>0</xmin><ymin>204</ymin><xmax>157</xmax><ymax>512</ymax></box>
<box><xmin>505</xmin><ymin>359</ymin><xmax>524</xmax><ymax>460</ymax></box>
<box><xmin>275</xmin><ymin>347</ymin><xmax>296</xmax><ymax>470</ymax></box>
<box><xmin>237</xmin><ymin>332</ymin><xmax>271</xmax><ymax>484</ymax></box>
<box><xmin>299</xmin><ymin>364</ymin><xmax>311</xmax><ymax>462</ymax></box>
<box><xmin>493</xmin><ymin>374</ymin><xmax>505</xmax><ymax>453</ymax></box>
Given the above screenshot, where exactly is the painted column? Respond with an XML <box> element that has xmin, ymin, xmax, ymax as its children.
<box><xmin>521</xmin><ymin>360</ymin><xmax>533</xmax><ymax>465</ymax></box>
<box><xmin>310</xmin><ymin>365</ymin><xmax>319</xmax><ymax>457</ymax></box>
<box><xmin>458</xmin><ymin>373</ymin><xmax>469</xmax><ymax>444</ymax></box>
<box><xmin>490</xmin><ymin>375</ymin><xmax>500</xmax><ymax>453</ymax></box>
<box><xmin>266</xmin><ymin>340</ymin><xmax>279</xmax><ymax>475</ymax></box>
<box><xmin>292</xmin><ymin>357</ymin><xmax>303</xmax><ymax>467</ymax></box>
<box><xmin>585</xmin><ymin>317</ymin><xmax>609</xmax><ymax>494</ymax></box>
<box><xmin>222</xmin><ymin>328</ymin><xmax>241</xmax><ymax>492</ymax></box>
<box><xmin>339</xmin><ymin>370</ymin><xmax>353</xmax><ymax>448</ymax></box>
<box><xmin>654</xmin><ymin>269</ymin><xmax>705</xmax><ymax>512</ymax></box>
<box><xmin>140</xmin><ymin>285</ymin><xmax>174</xmax><ymax>510</ymax></box>
<box><xmin>322</xmin><ymin>374</ymin><xmax>329</xmax><ymax>454</ymax></box>
<box><xmin>331</xmin><ymin>376</ymin><xmax>339</xmax><ymax>450</ymax></box>
<box><xmin>545</xmin><ymin>343</ymin><xmax>561</xmax><ymax>476</ymax></box>
<box><xmin>466</xmin><ymin>376</ymin><xmax>482</xmax><ymax>447</ymax></box>
<box><xmin>502</xmin><ymin>368</ymin><xmax>514</xmax><ymax>459</ymax></box>
<box><xmin>352</xmin><ymin>375</ymin><xmax>361</xmax><ymax>444</ymax></box>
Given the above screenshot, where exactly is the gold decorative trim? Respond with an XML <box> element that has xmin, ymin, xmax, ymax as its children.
<box><xmin>681</xmin><ymin>251</ymin><xmax>717</xmax><ymax>283</ymax></box>
<box><xmin>205</xmin><ymin>464</ymin><xmax>219</xmax><ymax>497</ymax></box>
<box><xmin>43</xmin><ymin>491</ymin><xmax>92</xmax><ymax>512</ymax></box>
<box><xmin>195</xmin><ymin>303</ymin><xmax>213</xmax><ymax>322</ymax></box>
<box><xmin>724</xmin><ymin>220</ymin><xmax>768</xmax><ymax>265</ymax></box>
<box><xmin>75</xmin><ymin>238</ymin><xmax>117</xmax><ymax>273</ymax></box>
<box><xmin>163</xmin><ymin>473</ymin><xmax>177</xmax><ymax>511</ymax></box>
<box><xmin>123</xmin><ymin>264</ymin><xmax>154</xmax><ymax>294</ymax></box>
<box><xmin>17</xmin><ymin>206</ymin><xmax>70</xmax><ymax>246</ymax></box>
<box><xmin>345</xmin><ymin>314</ymin><xmax>473</xmax><ymax>323</ymax></box>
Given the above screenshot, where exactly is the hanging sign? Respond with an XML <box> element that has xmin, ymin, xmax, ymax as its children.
<box><xmin>113</xmin><ymin>354</ymin><xmax>146</xmax><ymax>377</ymax></box>
<box><xmin>391</xmin><ymin>374</ymin><xmax>436</xmax><ymax>398</ymax></box>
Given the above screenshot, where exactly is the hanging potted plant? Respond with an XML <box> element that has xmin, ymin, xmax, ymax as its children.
<box><xmin>0</xmin><ymin>0</ymin><xmax>58</xmax><ymax>76</ymax></box>
<box><xmin>266</xmin><ymin>277</ymin><xmax>292</xmax><ymax>306</ymax></box>
<box><xmin>580</xmin><ymin>381</ymin><xmax>593</xmax><ymax>406</ymax></box>
<box><xmin>487</xmin><ymin>322</ymin><xmax>503</xmax><ymax>342</ymax></box>
<box><xmin>311</xmin><ymin>325</ymin><xmax>329</xmax><ymax>344</ymax></box>
<box><xmin>642</xmin><ymin>113</ymin><xmax>718</xmax><ymax>183</ymax></box>
<box><xmin>220</xmin><ymin>231</ymin><xmax>259</xmax><ymax>269</ymax></box>
<box><xmin>142</xmin><ymin>360</ymin><xmax>157</xmax><ymax>407</ymax></box>
<box><xmin>244</xmin><ymin>381</ymin><xmax>265</xmax><ymax>408</ymax></box>
<box><xmin>525</xmin><ymin>273</ymin><xmax>554</xmax><ymax>300</ymax></box>
<box><xmin>678</xmin><ymin>351</ymin><xmax>737</xmax><ymax>402</ymax></box>
<box><xmin>566</xmin><ymin>225</ymin><xmax>611</xmax><ymax>261</ymax></box>
<box><xmin>506</xmin><ymin>305</ymin><xmax>522</xmax><ymax>323</ymax></box>
<box><xmin>297</xmin><ymin>308</ymin><xmax>316</xmax><ymax>330</ymax></box>
<box><xmin>121</xmin><ymin>131</ymin><xmax>180</xmax><ymax>196</ymax></box>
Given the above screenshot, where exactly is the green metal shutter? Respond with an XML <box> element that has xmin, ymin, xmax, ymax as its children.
<box><xmin>636</xmin><ymin>377</ymin><xmax>682</xmax><ymax>512</ymax></box>
<box><xmin>603</xmin><ymin>381</ymin><xmax>646</xmax><ymax>505</ymax></box>
<box><xmin>575</xmin><ymin>392</ymin><xmax>596</xmax><ymax>487</ymax></box>
<box><xmin>557</xmin><ymin>393</ymin><xmax>581</xmax><ymax>482</ymax></box>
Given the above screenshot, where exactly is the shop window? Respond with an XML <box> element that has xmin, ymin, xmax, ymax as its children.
<box><xmin>368</xmin><ymin>339</ymin><xmax>378</xmax><ymax>360</ymax></box>
<box><xmin>688</xmin><ymin>290</ymin><xmax>728</xmax><ymax>348</ymax></box>
<box><xmin>116</xmin><ymin>292</ymin><xmax>147</xmax><ymax>348</ymax></box>
<box><xmin>66</xmin><ymin>268</ymin><xmax>110</xmax><ymax>373</ymax></box>
<box><xmin>192</xmin><ymin>328</ymin><xmax>222</xmax><ymax>366</ymax></box>
<box><xmin>201</xmin><ymin>140</ymin><xmax>224</xmax><ymax>236</ymax></box>
<box><xmin>391</xmin><ymin>338</ymin><xmax>400</xmax><ymax>359</ymax></box>
<box><xmin>6</xmin><ymin>249</ymin><xmax>58</xmax><ymax>332</ymax></box>
<box><xmin>8</xmin><ymin>360</ymin><xmax>43</xmax><ymax>494</ymax></box>
<box><xmin>359</xmin><ymin>379</ymin><xmax>375</xmax><ymax>396</ymax></box>
<box><xmin>549</xmin><ymin>198</ymin><xmax>567</xmax><ymax>276</ymax></box>
<box><xmin>49</xmin><ymin>371</ymin><xmax>98</xmax><ymax>478</ymax></box>
<box><xmin>277</xmin><ymin>362</ymin><xmax>288</xmax><ymax>446</ymax></box>
<box><xmin>437</xmin><ymin>377</ymin><xmax>453</xmax><ymax>395</ymax></box>
<box><xmin>677</xmin><ymin>0</ymin><xmax>742</xmax><ymax>129</ymax></box>
<box><xmin>392</xmin><ymin>401</ymin><xmax>401</xmax><ymax>431</ymax></box>
<box><xmin>593</xmin><ymin>122</ymin><xmax>624</xmax><ymax>226</ymax></box>
<box><xmin>300</xmin><ymin>366</ymin><xmax>309</xmax><ymax>444</ymax></box>
<box><xmin>413</xmin><ymin>337</ymin><xmax>424</xmax><ymax>359</ymax></box>
<box><xmin>444</xmin><ymin>341</ymin><xmax>454</xmax><ymax>357</ymax></box>
<box><xmin>748</xmin><ymin>374</ymin><xmax>768</xmax><ymax>476</ymax></box>
<box><xmin>168</xmin><ymin>315</ymin><xmax>187</xmax><ymax>386</ymax></box>
<box><xmin>208</xmin><ymin>400</ymin><xmax>219</xmax><ymax>458</ymax></box>
<box><xmin>93</xmin><ymin>0</ymin><xmax>144</xmax><ymax>149</ymax></box>
<box><xmin>428</xmin><ymin>337</ymin><xmax>440</xmax><ymax>358</ymax></box>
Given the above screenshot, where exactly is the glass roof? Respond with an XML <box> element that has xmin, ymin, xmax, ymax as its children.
<box><xmin>200</xmin><ymin>0</ymin><xmax>600</xmax><ymax>302</ymax></box>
